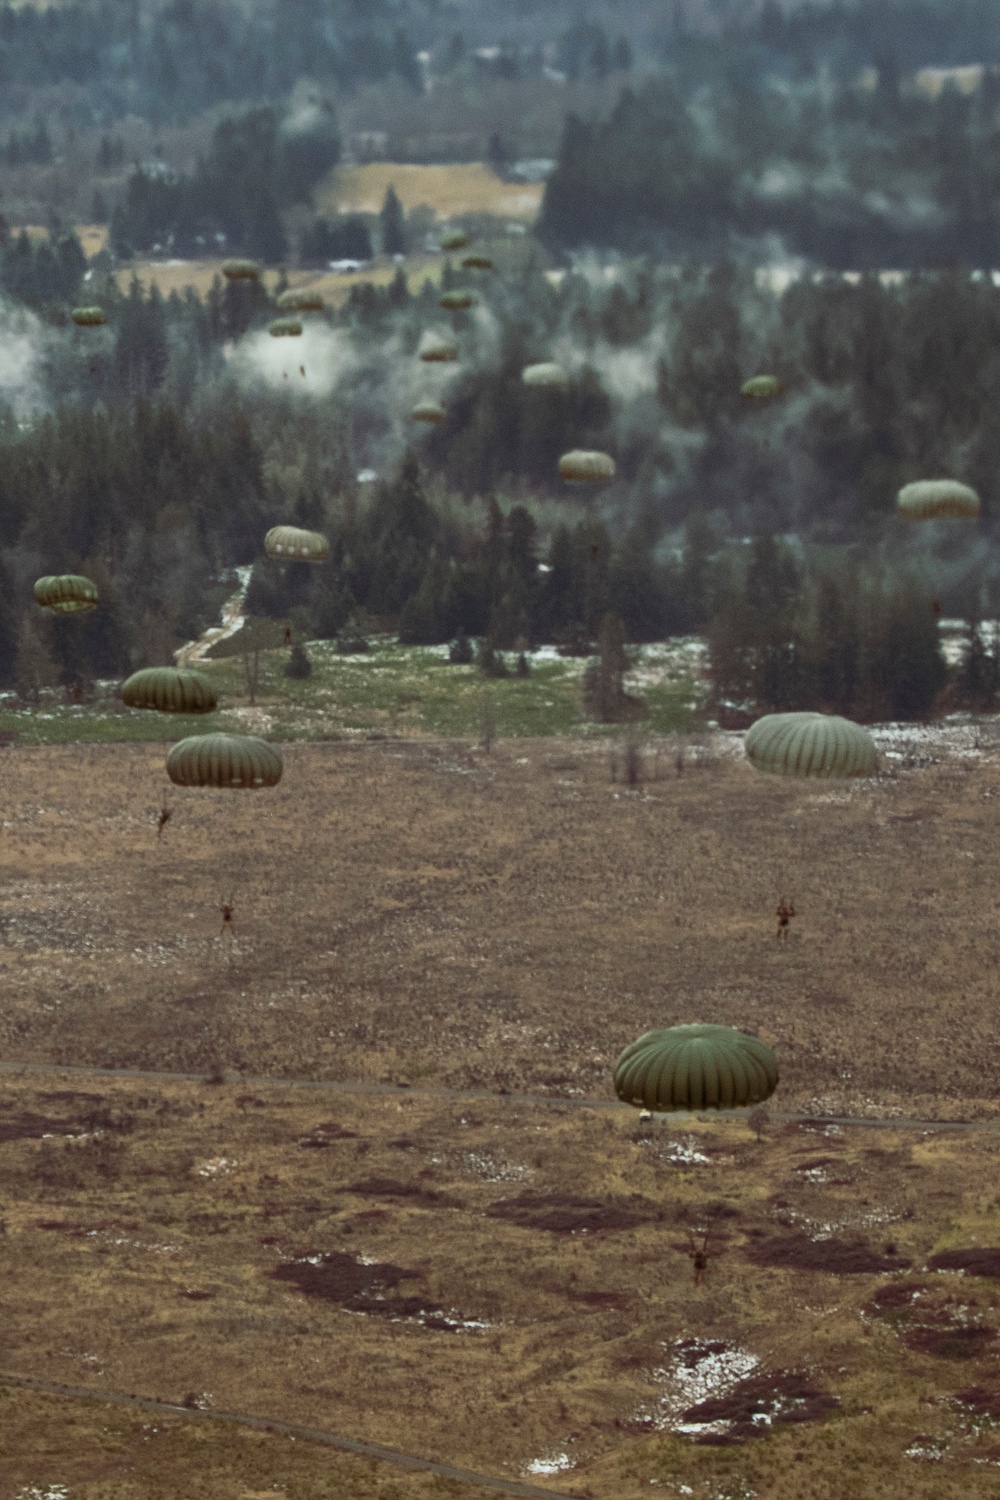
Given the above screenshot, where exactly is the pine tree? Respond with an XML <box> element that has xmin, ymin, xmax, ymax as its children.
<box><xmin>14</xmin><ymin>613</ymin><xmax>56</xmax><ymax>702</ymax></box>
<box><xmin>583</xmin><ymin>611</ymin><xmax>634</xmax><ymax>722</ymax></box>
<box><xmin>284</xmin><ymin>642</ymin><xmax>312</xmax><ymax>679</ymax></box>
<box><xmin>379</xmin><ymin>186</ymin><xmax>406</xmax><ymax>256</ymax></box>
<box><xmin>449</xmin><ymin>626</ymin><xmax>474</xmax><ymax>664</ymax></box>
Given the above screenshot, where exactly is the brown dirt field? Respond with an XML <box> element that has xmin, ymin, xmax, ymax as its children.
<box><xmin>3</xmin><ymin>1069</ymin><xmax>1000</xmax><ymax>1496</ymax></box>
<box><xmin>321</xmin><ymin>163</ymin><xmax>543</xmax><ymax>221</ymax></box>
<box><xmin>6</xmin><ymin>737</ymin><xmax>1000</xmax><ymax>1493</ymax></box>
<box><xmin>109</xmin><ymin>255</ymin><xmax>444</xmax><ymax>306</ymax></box>
<box><xmin>0</xmin><ymin>735</ymin><xmax>998</xmax><ymax>1119</ymax></box>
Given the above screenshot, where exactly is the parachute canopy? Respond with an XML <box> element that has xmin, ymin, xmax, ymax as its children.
<box><xmin>559</xmin><ymin>449</ymin><xmax>616</xmax><ymax>483</ymax></box>
<box><xmin>614</xmin><ymin>1023</ymin><xmax>779</xmax><ymax>1113</ymax></box>
<box><xmin>34</xmin><ymin>575</ymin><xmax>98</xmax><ymax>613</ymax></box>
<box><xmin>419</xmin><ymin>335</ymin><xmax>459</xmax><ymax>363</ymax></box>
<box><xmin>71</xmin><ymin>307</ymin><xmax>106</xmax><ymax>327</ymax></box>
<box><xmin>166</xmin><ymin>733</ymin><xmax>282</xmax><ymax>789</ymax></box>
<box><xmin>269</xmin><ymin>317</ymin><xmax>303</xmax><ymax>337</ymax></box>
<box><xmin>440</xmin><ymin>230</ymin><xmax>470</xmax><ymax>252</ymax></box>
<box><xmin>461</xmin><ymin>254</ymin><xmax>493</xmax><ymax>270</ymax></box>
<box><xmin>122</xmin><ymin>668</ymin><xmax>218</xmax><ymax>715</ymax></box>
<box><xmin>439</xmin><ymin>290</ymin><xmax>477</xmax><ymax>311</ymax></box>
<box><xmin>745</xmin><ymin>712</ymin><xmax>878</xmax><ymax>779</ymax></box>
<box><xmin>741</xmin><ymin>374</ymin><xmax>784</xmax><ymax>400</ymax></box>
<box><xmin>222</xmin><ymin>259</ymin><xmax>262</xmax><ymax>281</ymax></box>
<box><xmin>411</xmin><ymin>399</ymin><xmax>447</xmax><ymax>424</ymax></box>
<box><xmin>264</xmin><ymin>525</ymin><xmax>330</xmax><ymax>562</ymax></box>
<box><xmin>523</xmin><ymin>362</ymin><xmax>570</xmax><ymax>389</ymax></box>
<box><xmin>896</xmin><ymin>479</ymin><xmax>981</xmax><ymax>520</ymax></box>
<box><xmin>277</xmin><ymin>288</ymin><xmax>326</xmax><ymax>313</ymax></box>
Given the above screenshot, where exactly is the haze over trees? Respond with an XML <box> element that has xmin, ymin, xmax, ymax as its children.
<box><xmin>0</xmin><ymin>0</ymin><xmax>987</xmax><ymax>721</ymax></box>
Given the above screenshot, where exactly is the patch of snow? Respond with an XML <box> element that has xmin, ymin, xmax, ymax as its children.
<box><xmin>905</xmin><ymin>1437</ymin><xmax>948</xmax><ymax>1461</ymax></box>
<box><xmin>196</xmin><ymin>1156</ymin><xmax>238</xmax><ymax>1177</ymax></box>
<box><xmin>634</xmin><ymin>1339</ymin><xmax>759</xmax><ymax>1432</ymax></box>
<box><xmin>221</xmin><ymin>706</ymin><xmax>274</xmax><ymax>733</ymax></box>
<box><xmin>524</xmin><ymin>1453</ymin><xmax>575</xmax><ymax>1475</ymax></box>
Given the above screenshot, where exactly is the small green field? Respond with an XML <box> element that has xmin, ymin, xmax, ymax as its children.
<box><xmin>0</xmin><ymin>639</ymin><xmax>710</xmax><ymax>746</ymax></box>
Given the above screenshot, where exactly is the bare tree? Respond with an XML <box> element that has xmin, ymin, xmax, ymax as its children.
<box><xmin>479</xmin><ymin>691</ymin><xmax>496</xmax><ymax>753</ymax></box>
<box><xmin>241</xmin><ymin>620</ymin><xmax>262</xmax><ymax>706</ymax></box>
<box><xmin>747</xmin><ymin>1104</ymin><xmax>770</xmax><ymax>1142</ymax></box>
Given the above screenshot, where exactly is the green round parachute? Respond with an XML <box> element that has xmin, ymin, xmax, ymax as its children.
<box><xmin>522</xmin><ymin>362</ymin><xmax>569</xmax><ymax>389</ymax></box>
<box><xmin>71</xmin><ymin>307</ymin><xmax>106</xmax><ymax>327</ymax></box>
<box><xmin>166</xmin><ymin>733</ymin><xmax>282</xmax><ymax>789</ymax></box>
<box><xmin>461</xmin><ymin>254</ymin><xmax>493</xmax><ymax>270</ymax></box>
<box><xmin>277</xmin><ymin>288</ymin><xmax>325</xmax><ymax>313</ymax></box>
<box><xmin>744</xmin><ymin>712</ymin><xmax>878</xmax><ymax>778</ymax></box>
<box><xmin>264</xmin><ymin>525</ymin><xmax>330</xmax><ymax>562</ymax></box>
<box><xmin>419</xmin><ymin>336</ymin><xmax>459</xmax><ymax>363</ymax></box>
<box><xmin>33</xmin><ymin>575</ymin><xmax>98</xmax><ymax>613</ymax></box>
<box><xmin>896</xmin><ymin>479</ymin><xmax>980</xmax><ymax>520</ymax></box>
<box><xmin>440</xmin><ymin>230</ymin><xmax>470</xmax><ymax>252</ymax></box>
<box><xmin>122</xmin><ymin>668</ymin><xmax>218</xmax><ymax>715</ymax></box>
<box><xmin>439</xmin><ymin>290</ymin><xmax>477</xmax><ymax>311</ymax></box>
<box><xmin>269</xmin><ymin>317</ymin><xmax>303</xmax><ymax>338</ymax></box>
<box><xmin>614</xmin><ymin>1023</ymin><xmax>779</xmax><ymax>1113</ymax></box>
<box><xmin>222</xmin><ymin>259</ymin><xmax>262</xmax><ymax>281</ymax></box>
<box><xmin>558</xmin><ymin>449</ymin><xmax>616</xmax><ymax>483</ymax></box>
<box><xmin>411</xmin><ymin>399</ymin><xmax>447</xmax><ymax>424</ymax></box>
<box><xmin>740</xmin><ymin>374</ymin><xmax>784</xmax><ymax>400</ymax></box>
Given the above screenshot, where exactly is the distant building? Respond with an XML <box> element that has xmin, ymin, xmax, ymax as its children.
<box><xmin>506</xmin><ymin>159</ymin><xmax>556</xmax><ymax>183</ymax></box>
<box><xmin>912</xmin><ymin>65</ymin><xmax>985</xmax><ymax>99</ymax></box>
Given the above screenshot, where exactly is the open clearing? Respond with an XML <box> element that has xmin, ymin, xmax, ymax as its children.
<box><xmin>5</xmin><ymin>726</ymin><xmax>1000</xmax><ymax>1493</ymax></box>
<box><xmin>107</xmin><ymin>254</ymin><xmax>446</xmax><ymax>307</ymax></box>
<box><xmin>78</xmin><ymin>160</ymin><xmax>539</xmax><ymax>304</ymax></box>
<box><xmin>0</xmin><ymin>638</ymin><xmax>708</xmax><ymax>745</ymax></box>
<box><xmin>319</xmin><ymin>163</ymin><xmax>544</xmax><ymax>222</ymax></box>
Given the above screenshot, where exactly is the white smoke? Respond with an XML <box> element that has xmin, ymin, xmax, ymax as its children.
<box><xmin>0</xmin><ymin>304</ymin><xmax>50</xmax><ymax>418</ymax></box>
<box><xmin>230</xmin><ymin>321</ymin><xmax>360</xmax><ymax>398</ymax></box>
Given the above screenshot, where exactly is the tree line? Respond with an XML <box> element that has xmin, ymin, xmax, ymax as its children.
<box><xmin>18</xmin><ymin>230</ymin><xmax>1000</xmax><ymax>559</ymax></box>
<box><xmin>0</xmin><ymin>0</ymin><xmax>423</xmax><ymax>126</ymax></box>
<box><xmin>109</xmin><ymin>105</ymin><xmax>342</xmax><ymax>262</ymax></box>
<box><xmin>539</xmin><ymin>5</ymin><xmax>1000</xmax><ymax>264</ymax></box>
<box><xmin>0</xmin><ymin>383</ymin><xmax>962</xmax><ymax>730</ymax></box>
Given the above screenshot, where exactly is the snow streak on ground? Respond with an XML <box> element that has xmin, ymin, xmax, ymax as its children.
<box><xmin>633</xmin><ymin>1339</ymin><xmax>759</xmax><ymax>1434</ymax></box>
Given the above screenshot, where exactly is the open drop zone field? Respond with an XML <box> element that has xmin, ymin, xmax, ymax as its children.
<box><xmin>320</xmin><ymin>163</ymin><xmax>544</xmax><ymax>220</ymax></box>
<box><xmin>4</xmin><ymin>1065</ymin><xmax>1000</xmax><ymax>1496</ymax></box>
<box><xmin>0</xmin><ymin>730</ymin><xmax>999</xmax><ymax>1115</ymax></box>
<box><xmin>108</xmin><ymin>253</ymin><xmax>447</xmax><ymax>307</ymax></box>
<box><xmin>92</xmin><ymin>160</ymin><xmax>540</xmax><ymax>303</ymax></box>
<box><xmin>4</xmin><ymin>732</ymin><xmax>1000</xmax><ymax>1495</ymax></box>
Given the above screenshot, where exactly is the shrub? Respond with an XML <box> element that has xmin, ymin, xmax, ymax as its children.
<box><xmin>284</xmin><ymin>642</ymin><xmax>312</xmax><ymax>678</ymax></box>
<box><xmin>449</xmin><ymin>626</ymin><xmax>474</xmax><ymax>664</ymax></box>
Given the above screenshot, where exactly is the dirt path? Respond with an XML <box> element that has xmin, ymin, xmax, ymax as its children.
<box><xmin>0</xmin><ymin>1373</ymin><xmax>580</xmax><ymax>1499</ymax></box>
<box><xmin>174</xmin><ymin>566</ymin><xmax>251</xmax><ymax>669</ymax></box>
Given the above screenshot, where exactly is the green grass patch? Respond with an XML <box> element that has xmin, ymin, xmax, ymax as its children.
<box><xmin>0</xmin><ymin>639</ymin><xmax>710</xmax><ymax>745</ymax></box>
<box><xmin>224</xmin><ymin>638</ymin><xmax>709</xmax><ymax>741</ymax></box>
<box><xmin>0</xmin><ymin>706</ymin><xmax>227</xmax><ymax>745</ymax></box>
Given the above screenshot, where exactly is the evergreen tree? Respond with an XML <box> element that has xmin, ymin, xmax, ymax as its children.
<box><xmin>449</xmin><ymin>626</ymin><xmax>474</xmax><ymax>664</ymax></box>
<box><xmin>284</xmin><ymin>642</ymin><xmax>312</xmax><ymax>678</ymax></box>
<box><xmin>583</xmin><ymin>611</ymin><xmax>641</xmax><ymax>722</ymax></box>
<box><xmin>379</xmin><ymin>186</ymin><xmax>406</xmax><ymax>257</ymax></box>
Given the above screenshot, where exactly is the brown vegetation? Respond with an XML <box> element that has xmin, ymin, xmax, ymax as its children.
<box><xmin>3</xmin><ymin>735</ymin><xmax>1000</xmax><ymax>1490</ymax></box>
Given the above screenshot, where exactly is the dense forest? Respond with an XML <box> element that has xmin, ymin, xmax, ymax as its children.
<box><xmin>540</xmin><ymin>4</ymin><xmax>1000</xmax><ymax>262</ymax></box>
<box><xmin>0</xmin><ymin>236</ymin><xmax>991</xmax><ymax>720</ymax></box>
<box><xmin>0</xmin><ymin>0</ymin><xmax>994</xmax><ymax>720</ymax></box>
